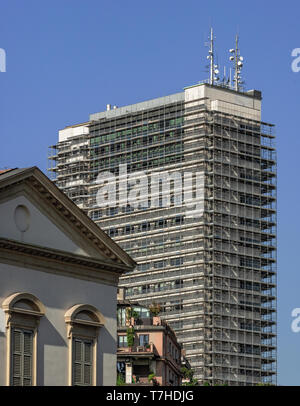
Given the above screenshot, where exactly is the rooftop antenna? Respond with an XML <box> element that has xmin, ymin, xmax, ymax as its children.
<box><xmin>223</xmin><ymin>66</ymin><xmax>229</xmax><ymax>86</ymax></box>
<box><xmin>206</xmin><ymin>27</ymin><xmax>219</xmax><ymax>86</ymax></box>
<box><xmin>229</xmin><ymin>34</ymin><xmax>244</xmax><ymax>92</ymax></box>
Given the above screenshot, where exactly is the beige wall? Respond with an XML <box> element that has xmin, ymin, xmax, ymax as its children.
<box><xmin>58</xmin><ymin>124</ymin><xmax>89</xmax><ymax>142</ymax></box>
<box><xmin>0</xmin><ymin>262</ymin><xmax>117</xmax><ymax>386</ymax></box>
<box><xmin>184</xmin><ymin>84</ymin><xmax>261</xmax><ymax>121</ymax></box>
<box><xmin>0</xmin><ymin>195</ymin><xmax>88</xmax><ymax>257</ymax></box>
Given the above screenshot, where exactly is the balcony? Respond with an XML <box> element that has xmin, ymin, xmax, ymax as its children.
<box><xmin>117</xmin><ymin>342</ymin><xmax>158</xmax><ymax>357</ymax></box>
<box><xmin>119</xmin><ymin>315</ymin><xmax>165</xmax><ymax>328</ymax></box>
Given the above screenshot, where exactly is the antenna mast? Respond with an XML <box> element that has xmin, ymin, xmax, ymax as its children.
<box><xmin>206</xmin><ymin>27</ymin><xmax>219</xmax><ymax>85</ymax></box>
<box><xmin>229</xmin><ymin>34</ymin><xmax>244</xmax><ymax>91</ymax></box>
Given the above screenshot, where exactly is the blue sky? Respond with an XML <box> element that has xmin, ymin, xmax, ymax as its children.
<box><xmin>0</xmin><ymin>0</ymin><xmax>299</xmax><ymax>385</ymax></box>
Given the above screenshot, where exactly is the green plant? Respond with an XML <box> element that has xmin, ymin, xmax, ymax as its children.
<box><xmin>126</xmin><ymin>327</ymin><xmax>135</xmax><ymax>348</ymax></box>
<box><xmin>148</xmin><ymin>371</ymin><xmax>159</xmax><ymax>386</ymax></box>
<box><xmin>132</xmin><ymin>310</ymin><xmax>139</xmax><ymax>320</ymax></box>
<box><xmin>126</xmin><ymin>307</ymin><xmax>132</xmax><ymax>321</ymax></box>
<box><xmin>149</xmin><ymin>302</ymin><xmax>161</xmax><ymax>316</ymax></box>
<box><xmin>148</xmin><ymin>372</ymin><xmax>156</xmax><ymax>382</ymax></box>
<box><xmin>181</xmin><ymin>367</ymin><xmax>199</xmax><ymax>386</ymax></box>
<box><xmin>117</xmin><ymin>374</ymin><xmax>125</xmax><ymax>386</ymax></box>
<box><xmin>126</xmin><ymin>307</ymin><xmax>139</xmax><ymax>321</ymax></box>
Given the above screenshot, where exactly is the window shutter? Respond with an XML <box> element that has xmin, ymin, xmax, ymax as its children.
<box><xmin>83</xmin><ymin>342</ymin><xmax>92</xmax><ymax>385</ymax></box>
<box><xmin>23</xmin><ymin>332</ymin><xmax>33</xmax><ymax>386</ymax></box>
<box><xmin>12</xmin><ymin>330</ymin><xmax>22</xmax><ymax>386</ymax></box>
<box><xmin>73</xmin><ymin>339</ymin><xmax>83</xmax><ymax>385</ymax></box>
<box><xmin>12</xmin><ymin>329</ymin><xmax>33</xmax><ymax>386</ymax></box>
<box><xmin>73</xmin><ymin>339</ymin><xmax>93</xmax><ymax>386</ymax></box>
<box><xmin>84</xmin><ymin>342</ymin><xmax>91</xmax><ymax>363</ymax></box>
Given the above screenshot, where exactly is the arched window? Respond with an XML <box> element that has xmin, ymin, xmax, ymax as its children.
<box><xmin>2</xmin><ymin>292</ymin><xmax>45</xmax><ymax>386</ymax></box>
<box><xmin>64</xmin><ymin>304</ymin><xmax>105</xmax><ymax>386</ymax></box>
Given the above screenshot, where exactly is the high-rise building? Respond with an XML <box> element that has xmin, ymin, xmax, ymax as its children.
<box><xmin>49</xmin><ymin>80</ymin><xmax>277</xmax><ymax>385</ymax></box>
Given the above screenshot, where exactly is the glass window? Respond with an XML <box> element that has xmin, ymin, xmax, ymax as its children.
<box><xmin>133</xmin><ymin>306</ymin><xmax>150</xmax><ymax>318</ymax></box>
<box><xmin>118</xmin><ymin>335</ymin><xmax>128</xmax><ymax>348</ymax></box>
<box><xmin>138</xmin><ymin>335</ymin><xmax>149</xmax><ymax>346</ymax></box>
<box><xmin>117</xmin><ymin>308</ymin><xmax>127</xmax><ymax>326</ymax></box>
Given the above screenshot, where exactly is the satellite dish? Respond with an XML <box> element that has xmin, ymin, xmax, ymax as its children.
<box><xmin>229</xmin><ymin>49</ymin><xmax>235</xmax><ymax>53</ymax></box>
<box><xmin>240</xmin><ymin>56</ymin><xmax>244</xmax><ymax>61</ymax></box>
<box><xmin>229</xmin><ymin>56</ymin><xmax>234</xmax><ymax>61</ymax></box>
<box><xmin>214</xmin><ymin>69</ymin><xmax>219</xmax><ymax>75</ymax></box>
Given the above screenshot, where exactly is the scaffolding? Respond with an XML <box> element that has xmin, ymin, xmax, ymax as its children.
<box><xmin>48</xmin><ymin>83</ymin><xmax>277</xmax><ymax>385</ymax></box>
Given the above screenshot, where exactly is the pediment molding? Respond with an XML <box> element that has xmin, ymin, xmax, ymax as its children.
<box><xmin>0</xmin><ymin>167</ymin><xmax>136</xmax><ymax>271</ymax></box>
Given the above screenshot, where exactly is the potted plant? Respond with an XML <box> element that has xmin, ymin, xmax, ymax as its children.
<box><xmin>149</xmin><ymin>302</ymin><xmax>161</xmax><ymax>325</ymax></box>
<box><xmin>126</xmin><ymin>307</ymin><xmax>139</xmax><ymax>326</ymax></box>
<box><xmin>148</xmin><ymin>371</ymin><xmax>159</xmax><ymax>386</ymax></box>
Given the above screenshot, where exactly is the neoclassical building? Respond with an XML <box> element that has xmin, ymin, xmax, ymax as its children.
<box><xmin>0</xmin><ymin>167</ymin><xmax>135</xmax><ymax>385</ymax></box>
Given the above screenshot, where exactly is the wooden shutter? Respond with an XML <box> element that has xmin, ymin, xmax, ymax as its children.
<box><xmin>83</xmin><ymin>342</ymin><xmax>92</xmax><ymax>385</ymax></box>
<box><xmin>74</xmin><ymin>339</ymin><xmax>83</xmax><ymax>385</ymax></box>
<box><xmin>12</xmin><ymin>330</ymin><xmax>22</xmax><ymax>386</ymax></box>
<box><xmin>12</xmin><ymin>329</ymin><xmax>33</xmax><ymax>386</ymax></box>
<box><xmin>73</xmin><ymin>339</ymin><xmax>93</xmax><ymax>386</ymax></box>
<box><xmin>23</xmin><ymin>332</ymin><xmax>33</xmax><ymax>386</ymax></box>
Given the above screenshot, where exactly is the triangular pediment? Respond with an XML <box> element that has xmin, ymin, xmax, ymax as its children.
<box><xmin>0</xmin><ymin>168</ymin><xmax>135</xmax><ymax>269</ymax></box>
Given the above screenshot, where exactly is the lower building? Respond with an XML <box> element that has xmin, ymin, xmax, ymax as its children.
<box><xmin>0</xmin><ymin>167</ymin><xmax>135</xmax><ymax>385</ymax></box>
<box><xmin>117</xmin><ymin>289</ymin><xmax>182</xmax><ymax>386</ymax></box>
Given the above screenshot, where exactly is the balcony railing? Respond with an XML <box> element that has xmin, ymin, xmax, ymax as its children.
<box><xmin>117</xmin><ymin>342</ymin><xmax>157</xmax><ymax>355</ymax></box>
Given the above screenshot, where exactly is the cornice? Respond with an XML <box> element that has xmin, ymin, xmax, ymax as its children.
<box><xmin>0</xmin><ymin>238</ymin><xmax>132</xmax><ymax>286</ymax></box>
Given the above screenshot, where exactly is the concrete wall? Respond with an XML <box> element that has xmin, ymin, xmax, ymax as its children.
<box><xmin>184</xmin><ymin>84</ymin><xmax>261</xmax><ymax>120</ymax></box>
<box><xmin>0</xmin><ymin>262</ymin><xmax>117</xmax><ymax>386</ymax></box>
<box><xmin>58</xmin><ymin>125</ymin><xmax>89</xmax><ymax>142</ymax></box>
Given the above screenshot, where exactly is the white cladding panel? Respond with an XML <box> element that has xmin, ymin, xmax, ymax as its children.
<box><xmin>59</xmin><ymin>125</ymin><xmax>89</xmax><ymax>142</ymax></box>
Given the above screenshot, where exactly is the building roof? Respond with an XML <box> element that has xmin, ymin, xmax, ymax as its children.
<box><xmin>0</xmin><ymin>167</ymin><xmax>136</xmax><ymax>272</ymax></box>
<box><xmin>0</xmin><ymin>168</ymin><xmax>15</xmax><ymax>174</ymax></box>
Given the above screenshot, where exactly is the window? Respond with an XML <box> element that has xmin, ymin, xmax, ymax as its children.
<box><xmin>138</xmin><ymin>263</ymin><xmax>150</xmax><ymax>272</ymax></box>
<box><xmin>65</xmin><ymin>304</ymin><xmax>105</xmax><ymax>386</ymax></box>
<box><xmin>2</xmin><ymin>292</ymin><xmax>45</xmax><ymax>386</ymax></box>
<box><xmin>117</xmin><ymin>307</ymin><xmax>127</xmax><ymax>326</ymax></box>
<box><xmin>154</xmin><ymin>260</ymin><xmax>166</xmax><ymax>269</ymax></box>
<box><xmin>118</xmin><ymin>335</ymin><xmax>128</xmax><ymax>348</ymax></box>
<box><xmin>73</xmin><ymin>338</ymin><xmax>93</xmax><ymax>386</ymax></box>
<box><xmin>139</xmin><ymin>335</ymin><xmax>149</xmax><ymax>346</ymax></box>
<box><xmin>133</xmin><ymin>307</ymin><xmax>150</xmax><ymax>319</ymax></box>
<box><xmin>170</xmin><ymin>257</ymin><xmax>184</xmax><ymax>266</ymax></box>
<box><xmin>11</xmin><ymin>328</ymin><xmax>33</xmax><ymax>386</ymax></box>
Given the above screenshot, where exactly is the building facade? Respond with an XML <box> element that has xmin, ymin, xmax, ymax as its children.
<box><xmin>0</xmin><ymin>167</ymin><xmax>135</xmax><ymax>385</ymax></box>
<box><xmin>117</xmin><ymin>290</ymin><xmax>182</xmax><ymax>386</ymax></box>
<box><xmin>49</xmin><ymin>82</ymin><xmax>277</xmax><ymax>385</ymax></box>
